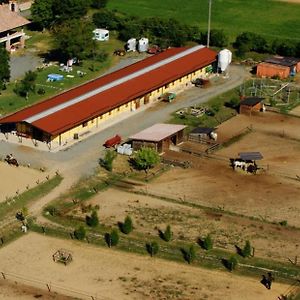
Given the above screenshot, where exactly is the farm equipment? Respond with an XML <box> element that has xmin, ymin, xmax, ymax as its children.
<box><xmin>159</xmin><ymin>92</ymin><xmax>176</xmax><ymax>103</ymax></box>
<box><xmin>53</xmin><ymin>249</ymin><xmax>73</xmax><ymax>266</ymax></box>
<box><xmin>103</xmin><ymin>135</ymin><xmax>122</xmax><ymax>148</ymax></box>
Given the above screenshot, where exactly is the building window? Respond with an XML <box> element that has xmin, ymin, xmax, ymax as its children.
<box><xmin>109</xmin><ymin>111</ymin><xmax>111</xmax><ymax>115</ymax></box>
<box><xmin>117</xmin><ymin>107</ymin><xmax>120</xmax><ymax>111</ymax></box>
<box><xmin>100</xmin><ymin>115</ymin><xmax>103</xmax><ymax>119</ymax></box>
<box><xmin>82</xmin><ymin>121</ymin><xmax>88</xmax><ymax>127</ymax></box>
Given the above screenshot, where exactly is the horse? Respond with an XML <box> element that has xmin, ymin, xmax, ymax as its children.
<box><xmin>4</xmin><ymin>155</ymin><xmax>19</xmax><ymax>167</ymax></box>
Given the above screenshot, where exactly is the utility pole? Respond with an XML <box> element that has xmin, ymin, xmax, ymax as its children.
<box><xmin>207</xmin><ymin>0</ymin><xmax>212</xmax><ymax>48</ymax></box>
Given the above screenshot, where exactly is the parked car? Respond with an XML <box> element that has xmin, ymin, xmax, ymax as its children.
<box><xmin>158</xmin><ymin>92</ymin><xmax>176</xmax><ymax>103</ymax></box>
<box><xmin>103</xmin><ymin>135</ymin><xmax>122</xmax><ymax>148</ymax></box>
<box><xmin>147</xmin><ymin>45</ymin><xmax>162</xmax><ymax>54</ymax></box>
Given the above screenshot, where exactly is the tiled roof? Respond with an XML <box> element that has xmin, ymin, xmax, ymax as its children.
<box><xmin>0</xmin><ymin>46</ymin><xmax>217</xmax><ymax>136</ymax></box>
<box><xmin>0</xmin><ymin>4</ymin><xmax>30</xmax><ymax>33</ymax></box>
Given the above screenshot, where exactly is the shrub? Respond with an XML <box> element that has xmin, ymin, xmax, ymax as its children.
<box><xmin>37</xmin><ymin>88</ymin><xmax>45</xmax><ymax>95</ymax></box>
<box><xmin>120</xmin><ymin>216</ymin><xmax>133</xmax><ymax>234</ymax></box>
<box><xmin>99</xmin><ymin>150</ymin><xmax>117</xmax><ymax>171</ymax></box>
<box><xmin>146</xmin><ymin>241</ymin><xmax>159</xmax><ymax>257</ymax></box>
<box><xmin>279</xmin><ymin>220</ymin><xmax>288</xmax><ymax>226</ymax></box>
<box><xmin>74</xmin><ymin>226</ymin><xmax>86</xmax><ymax>240</ymax></box>
<box><xmin>86</xmin><ymin>210</ymin><xmax>99</xmax><ymax>227</ymax></box>
<box><xmin>45</xmin><ymin>205</ymin><xmax>57</xmax><ymax>216</ymax></box>
<box><xmin>203</xmin><ymin>234</ymin><xmax>213</xmax><ymax>251</ymax></box>
<box><xmin>132</xmin><ymin>147</ymin><xmax>160</xmax><ymax>172</ymax></box>
<box><xmin>160</xmin><ymin>225</ymin><xmax>172</xmax><ymax>242</ymax></box>
<box><xmin>182</xmin><ymin>245</ymin><xmax>196</xmax><ymax>264</ymax></box>
<box><xmin>225</xmin><ymin>256</ymin><xmax>238</xmax><ymax>271</ymax></box>
<box><xmin>105</xmin><ymin>229</ymin><xmax>119</xmax><ymax>247</ymax></box>
<box><xmin>241</xmin><ymin>240</ymin><xmax>252</xmax><ymax>258</ymax></box>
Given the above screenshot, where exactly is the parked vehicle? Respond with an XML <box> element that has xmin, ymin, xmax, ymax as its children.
<box><xmin>103</xmin><ymin>135</ymin><xmax>122</xmax><ymax>148</ymax></box>
<box><xmin>147</xmin><ymin>45</ymin><xmax>162</xmax><ymax>54</ymax></box>
<box><xmin>159</xmin><ymin>92</ymin><xmax>176</xmax><ymax>103</ymax></box>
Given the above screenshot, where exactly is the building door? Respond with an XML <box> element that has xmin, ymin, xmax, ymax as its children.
<box><xmin>135</xmin><ymin>99</ymin><xmax>140</xmax><ymax>109</ymax></box>
<box><xmin>144</xmin><ymin>94</ymin><xmax>150</xmax><ymax>104</ymax></box>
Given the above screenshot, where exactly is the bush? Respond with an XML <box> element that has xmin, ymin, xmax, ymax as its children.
<box><xmin>132</xmin><ymin>147</ymin><xmax>160</xmax><ymax>172</ymax></box>
<box><xmin>146</xmin><ymin>241</ymin><xmax>159</xmax><ymax>257</ymax></box>
<box><xmin>225</xmin><ymin>98</ymin><xmax>240</xmax><ymax>110</ymax></box>
<box><xmin>181</xmin><ymin>245</ymin><xmax>196</xmax><ymax>264</ymax></box>
<box><xmin>224</xmin><ymin>256</ymin><xmax>238</xmax><ymax>271</ymax></box>
<box><xmin>203</xmin><ymin>234</ymin><xmax>213</xmax><ymax>251</ymax></box>
<box><xmin>37</xmin><ymin>88</ymin><xmax>45</xmax><ymax>95</ymax></box>
<box><xmin>86</xmin><ymin>210</ymin><xmax>99</xmax><ymax>227</ymax></box>
<box><xmin>99</xmin><ymin>150</ymin><xmax>117</xmax><ymax>171</ymax></box>
<box><xmin>160</xmin><ymin>225</ymin><xmax>172</xmax><ymax>242</ymax></box>
<box><xmin>241</xmin><ymin>240</ymin><xmax>252</xmax><ymax>258</ymax></box>
<box><xmin>120</xmin><ymin>216</ymin><xmax>133</xmax><ymax>234</ymax></box>
<box><xmin>74</xmin><ymin>226</ymin><xmax>86</xmax><ymax>240</ymax></box>
<box><xmin>45</xmin><ymin>205</ymin><xmax>57</xmax><ymax>216</ymax></box>
<box><xmin>105</xmin><ymin>229</ymin><xmax>119</xmax><ymax>247</ymax></box>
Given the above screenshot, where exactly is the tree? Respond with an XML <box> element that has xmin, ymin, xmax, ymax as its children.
<box><xmin>86</xmin><ymin>210</ymin><xmax>99</xmax><ymax>227</ymax></box>
<box><xmin>74</xmin><ymin>226</ymin><xmax>86</xmax><ymax>240</ymax></box>
<box><xmin>226</xmin><ymin>255</ymin><xmax>238</xmax><ymax>271</ymax></box>
<box><xmin>52</xmin><ymin>0</ymin><xmax>90</xmax><ymax>23</ymax></box>
<box><xmin>182</xmin><ymin>245</ymin><xmax>196</xmax><ymax>264</ymax></box>
<box><xmin>105</xmin><ymin>229</ymin><xmax>119</xmax><ymax>247</ymax></box>
<box><xmin>31</xmin><ymin>0</ymin><xmax>54</xmax><ymax>30</ymax></box>
<box><xmin>90</xmin><ymin>0</ymin><xmax>109</xmax><ymax>9</ymax></box>
<box><xmin>146</xmin><ymin>241</ymin><xmax>159</xmax><ymax>257</ymax></box>
<box><xmin>52</xmin><ymin>19</ymin><xmax>97</xmax><ymax>61</ymax></box>
<box><xmin>99</xmin><ymin>150</ymin><xmax>117</xmax><ymax>171</ymax></box>
<box><xmin>14</xmin><ymin>71</ymin><xmax>37</xmax><ymax>98</ymax></box>
<box><xmin>160</xmin><ymin>225</ymin><xmax>172</xmax><ymax>242</ymax></box>
<box><xmin>132</xmin><ymin>147</ymin><xmax>160</xmax><ymax>172</ymax></box>
<box><xmin>92</xmin><ymin>9</ymin><xmax>120</xmax><ymax>30</ymax></box>
<box><xmin>120</xmin><ymin>215</ymin><xmax>133</xmax><ymax>234</ymax></box>
<box><xmin>234</xmin><ymin>32</ymin><xmax>268</xmax><ymax>55</ymax></box>
<box><xmin>241</xmin><ymin>240</ymin><xmax>252</xmax><ymax>258</ymax></box>
<box><xmin>203</xmin><ymin>234</ymin><xmax>213</xmax><ymax>251</ymax></box>
<box><xmin>0</xmin><ymin>47</ymin><xmax>10</xmax><ymax>89</ymax></box>
<box><xmin>200</xmin><ymin>29</ymin><xmax>228</xmax><ymax>48</ymax></box>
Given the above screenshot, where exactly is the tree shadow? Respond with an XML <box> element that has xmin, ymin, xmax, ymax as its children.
<box><xmin>197</xmin><ymin>238</ymin><xmax>205</xmax><ymax>249</ymax></box>
<box><xmin>118</xmin><ymin>221</ymin><xmax>124</xmax><ymax>233</ymax></box>
<box><xmin>158</xmin><ymin>229</ymin><xmax>165</xmax><ymax>241</ymax></box>
<box><xmin>221</xmin><ymin>258</ymin><xmax>232</xmax><ymax>271</ymax></box>
<box><xmin>235</xmin><ymin>245</ymin><xmax>244</xmax><ymax>257</ymax></box>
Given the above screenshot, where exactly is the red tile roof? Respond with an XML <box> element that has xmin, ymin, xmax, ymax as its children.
<box><xmin>0</xmin><ymin>46</ymin><xmax>217</xmax><ymax>136</ymax></box>
<box><xmin>0</xmin><ymin>4</ymin><xmax>30</xmax><ymax>33</ymax></box>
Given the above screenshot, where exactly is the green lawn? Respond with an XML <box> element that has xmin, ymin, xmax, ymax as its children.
<box><xmin>108</xmin><ymin>0</ymin><xmax>300</xmax><ymax>42</ymax></box>
<box><xmin>0</xmin><ymin>31</ymin><xmax>124</xmax><ymax>115</ymax></box>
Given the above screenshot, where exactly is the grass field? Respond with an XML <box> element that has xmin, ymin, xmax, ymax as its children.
<box><xmin>108</xmin><ymin>0</ymin><xmax>300</xmax><ymax>42</ymax></box>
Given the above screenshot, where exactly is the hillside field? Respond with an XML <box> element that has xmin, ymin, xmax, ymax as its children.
<box><xmin>108</xmin><ymin>0</ymin><xmax>300</xmax><ymax>42</ymax></box>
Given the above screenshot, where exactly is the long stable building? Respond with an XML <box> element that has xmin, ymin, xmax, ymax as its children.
<box><xmin>0</xmin><ymin>45</ymin><xmax>217</xmax><ymax>148</ymax></box>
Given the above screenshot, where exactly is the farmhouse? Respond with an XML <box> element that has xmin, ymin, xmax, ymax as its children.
<box><xmin>0</xmin><ymin>45</ymin><xmax>217</xmax><ymax>148</ymax></box>
<box><xmin>0</xmin><ymin>0</ymin><xmax>30</xmax><ymax>51</ymax></box>
<box><xmin>257</xmin><ymin>56</ymin><xmax>300</xmax><ymax>79</ymax></box>
<box><xmin>129</xmin><ymin>123</ymin><xmax>186</xmax><ymax>154</ymax></box>
<box><xmin>239</xmin><ymin>97</ymin><xmax>264</xmax><ymax>116</ymax></box>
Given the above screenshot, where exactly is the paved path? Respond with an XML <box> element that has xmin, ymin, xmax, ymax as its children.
<box><xmin>0</xmin><ymin>64</ymin><xmax>249</xmax><ymax>215</ymax></box>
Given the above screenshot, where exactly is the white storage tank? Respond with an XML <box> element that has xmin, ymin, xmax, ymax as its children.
<box><xmin>218</xmin><ymin>49</ymin><xmax>232</xmax><ymax>72</ymax></box>
<box><xmin>126</xmin><ymin>38</ymin><xmax>137</xmax><ymax>52</ymax></box>
<box><xmin>93</xmin><ymin>29</ymin><xmax>109</xmax><ymax>41</ymax></box>
<box><xmin>138</xmin><ymin>37</ymin><xmax>149</xmax><ymax>52</ymax></box>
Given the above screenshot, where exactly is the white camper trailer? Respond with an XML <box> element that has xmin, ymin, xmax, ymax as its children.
<box><xmin>93</xmin><ymin>29</ymin><xmax>109</xmax><ymax>41</ymax></box>
<box><xmin>138</xmin><ymin>37</ymin><xmax>149</xmax><ymax>52</ymax></box>
<box><xmin>126</xmin><ymin>38</ymin><xmax>137</xmax><ymax>52</ymax></box>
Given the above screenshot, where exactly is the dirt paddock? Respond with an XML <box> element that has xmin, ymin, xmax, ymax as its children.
<box><xmin>0</xmin><ymin>162</ymin><xmax>43</xmax><ymax>201</ymax></box>
<box><xmin>0</xmin><ymin>233</ymin><xmax>290</xmax><ymax>300</ymax></box>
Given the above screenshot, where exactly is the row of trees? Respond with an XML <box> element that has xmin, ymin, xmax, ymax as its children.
<box><xmin>0</xmin><ymin>47</ymin><xmax>9</xmax><ymax>90</ymax></box>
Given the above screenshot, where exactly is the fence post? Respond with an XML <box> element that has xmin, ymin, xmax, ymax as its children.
<box><xmin>0</xmin><ymin>237</ymin><xmax>3</xmax><ymax>245</ymax></box>
<box><xmin>1</xmin><ymin>272</ymin><xmax>6</xmax><ymax>279</ymax></box>
<box><xmin>46</xmin><ymin>283</ymin><xmax>51</xmax><ymax>292</ymax></box>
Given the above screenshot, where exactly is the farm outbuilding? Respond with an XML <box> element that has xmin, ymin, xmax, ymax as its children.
<box><xmin>0</xmin><ymin>45</ymin><xmax>217</xmax><ymax>149</ymax></box>
<box><xmin>0</xmin><ymin>1</ymin><xmax>30</xmax><ymax>51</ymax></box>
<box><xmin>257</xmin><ymin>56</ymin><xmax>300</xmax><ymax>79</ymax></box>
<box><xmin>239</xmin><ymin>97</ymin><xmax>264</xmax><ymax>116</ymax></box>
<box><xmin>129</xmin><ymin>124</ymin><xmax>186</xmax><ymax>154</ymax></box>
